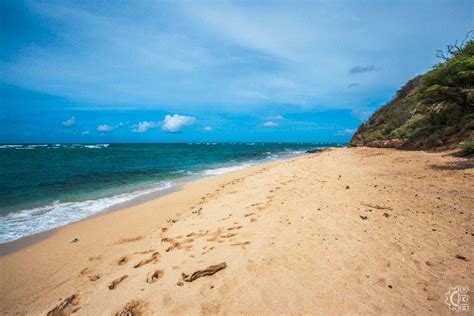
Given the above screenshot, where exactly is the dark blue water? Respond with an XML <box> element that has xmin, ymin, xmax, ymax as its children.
<box><xmin>0</xmin><ymin>143</ymin><xmax>338</xmax><ymax>242</ymax></box>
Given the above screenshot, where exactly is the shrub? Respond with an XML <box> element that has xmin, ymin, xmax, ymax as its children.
<box><xmin>454</xmin><ymin>136</ymin><xmax>474</xmax><ymax>157</ymax></box>
<box><xmin>418</xmin><ymin>41</ymin><xmax>474</xmax><ymax>106</ymax></box>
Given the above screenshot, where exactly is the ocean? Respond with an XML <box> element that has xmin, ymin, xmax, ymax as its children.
<box><xmin>0</xmin><ymin>143</ymin><xmax>339</xmax><ymax>243</ymax></box>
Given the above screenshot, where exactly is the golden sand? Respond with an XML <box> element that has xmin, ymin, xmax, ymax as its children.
<box><xmin>0</xmin><ymin>147</ymin><xmax>472</xmax><ymax>314</ymax></box>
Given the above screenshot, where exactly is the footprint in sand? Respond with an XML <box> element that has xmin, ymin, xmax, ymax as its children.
<box><xmin>220</xmin><ymin>232</ymin><xmax>237</xmax><ymax>238</ymax></box>
<box><xmin>186</xmin><ymin>230</ymin><xmax>208</xmax><ymax>238</ymax></box>
<box><xmin>134</xmin><ymin>251</ymin><xmax>160</xmax><ymax>268</ymax></box>
<box><xmin>115</xmin><ymin>300</ymin><xmax>148</xmax><ymax>316</ymax></box>
<box><xmin>109</xmin><ymin>275</ymin><xmax>128</xmax><ymax>290</ymax></box>
<box><xmin>118</xmin><ymin>256</ymin><xmax>130</xmax><ymax>265</ymax></box>
<box><xmin>192</xmin><ymin>207</ymin><xmax>203</xmax><ymax>215</ymax></box>
<box><xmin>114</xmin><ymin>236</ymin><xmax>143</xmax><ymax>245</ymax></box>
<box><xmin>227</xmin><ymin>225</ymin><xmax>243</xmax><ymax>231</ymax></box>
<box><xmin>166</xmin><ymin>218</ymin><xmax>179</xmax><ymax>224</ymax></box>
<box><xmin>47</xmin><ymin>294</ymin><xmax>80</xmax><ymax>316</ymax></box>
<box><xmin>135</xmin><ymin>248</ymin><xmax>159</xmax><ymax>255</ymax></box>
<box><xmin>89</xmin><ymin>274</ymin><xmax>100</xmax><ymax>281</ymax></box>
<box><xmin>201</xmin><ymin>301</ymin><xmax>222</xmax><ymax>314</ymax></box>
<box><xmin>163</xmin><ymin>237</ymin><xmax>196</xmax><ymax>252</ymax></box>
<box><xmin>202</xmin><ymin>246</ymin><xmax>215</xmax><ymax>255</ymax></box>
<box><xmin>244</xmin><ymin>213</ymin><xmax>258</xmax><ymax>223</ymax></box>
<box><xmin>230</xmin><ymin>241</ymin><xmax>251</xmax><ymax>249</ymax></box>
<box><xmin>79</xmin><ymin>267</ymin><xmax>91</xmax><ymax>276</ymax></box>
<box><xmin>146</xmin><ymin>270</ymin><xmax>164</xmax><ymax>283</ymax></box>
<box><xmin>375</xmin><ymin>277</ymin><xmax>386</xmax><ymax>287</ymax></box>
<box><xmin>219</xmin><ymin>214</ymin><xmax>233</xmax><ymax>221</ymax></box>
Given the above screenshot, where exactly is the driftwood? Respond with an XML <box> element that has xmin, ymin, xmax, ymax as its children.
<box><xmin>181</xmin><ymin>262</ymin><xmax>227</xmax><ymax>282</ymax></box>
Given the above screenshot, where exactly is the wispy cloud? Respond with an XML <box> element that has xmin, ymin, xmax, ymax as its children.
<box><xmin>349</xmin><ymin>65</ymin><xmax>382</xmax><ymax>74</ymax></box>
<box><xmin>265</xmin><ymin>115</ymin><xmax>284</xmax><ymax>121</ymax></box>
<box><xmin>161</xmin><ymin>114</ymin><xmax>196</xmax><ymax>133</ymax></box>
<box><xmin>97</xmin><ymin>124</ymin><xmax>115</xmax><ymax>132</ymax></box>
<box><xmin>4</xmin><ymin>0</ymin><xmax>468</xmax><ymax>115</ymax></box>
<box><xmin>203</xmin><ymin>126</ymin><xmax>213</xmax><ymax>131</ymax></box>
<box><xmin>1</xmin><ymin>0</ymin><xmax>471</xmax><ymax>144</ymax></box>
<box><xmin>62</xmin><ymin>116</ymin><xmax>75</xmax><ymax>127</ymax></box>
<box><xmin>335</xmin><ymin>128</ymin><xmax>356</xmax><ymax>136</ymax></box>
<box><xmin>263</xmin><ymin>121</ymin><xmax>278</xmax><ymax>127</ymax></box>
<box><xmin>97</xmin><ymin>123</ymin><xmax>123</xmax><ymax>132</ymax></box>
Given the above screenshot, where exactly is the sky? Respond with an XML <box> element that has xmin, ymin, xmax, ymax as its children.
<box><xmin>0</xmin><ymin>0</ymin><xmax>472</xmax><ymax>143</ymax></box>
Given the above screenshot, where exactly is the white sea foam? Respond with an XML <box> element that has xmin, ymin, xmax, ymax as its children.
<box><xmin>0</xmin><ymin>144</ymin><xmax>112</xmax><ymax>150</ymax></box>
<box><xmin>0</xmin><ymin>146</ymin><xmax>316</xmax><ymax>243</ymax></box>
<box><xmin>83</xmin><ymin>144</ymin><xmax>110</xmax><ymax>149</ymax></box>
<box><xmin>200</xmin><ymin>163</ymin><xmax>253</xmax><ymax>176</ymax></box>
<box><xmin>171</xmin><ymin>169</ymin><xmax>194</xmax><ymax>176</ymax></box>
<box><xmin>0</xmin><ymin>145</ymin><xmax>23</xmax><ymax>149</ymax></box>
<box><xmin>266</xmin><ymin>154</ymin><xmax>280</xmax><ymax>160</ymax></box>
<box><xmin>0</xmin><ymin>181</ymin><xmax>172</xmax><ymax>243</ymax></box>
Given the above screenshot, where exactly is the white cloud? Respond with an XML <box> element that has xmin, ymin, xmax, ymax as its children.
<box><xmin>335</xmin><ymin>128</ymin><xmax>356</xmax><ymax>136</ymax></box>
<box><xmin>161</xmin><ymin>114</ymin><xmax>196</xmax><ymax>133</ymax></box>
<box><xmin>203</xmin><ymin>126</ymin><xmax>213</xmax><ymax>131</ymax></box>
<box><xmin>96</xmin><ymin>122</ymin><xmax>124</xmax><ymax>132</ymax></box>
<box><xmin>62</xmin><ymin>116</ymin><xmax>76</xmax><ymax>127</ymax></box>
<box><xmin>97</xmin><ymin>124</ymin><xmax>118</xmax><ymax>132</ymax></box>
<box><xmin>133</xmin><ymin>121</ymin><xmax>160</xmax><ymax>133</ymax></box>
<box><xmin>81</xmin><ymin>130</ymin><xmax>90</xmax><ymax>135</ymax></box>
<box><xmin>263</xmin><ymin>121</ymin><xmax>278</xmax><ymax>127</ymax></box>
<box><xmin>265</xmin><ymin>115</ymin><xmax>284</xmax><ymax>121</ymax></box>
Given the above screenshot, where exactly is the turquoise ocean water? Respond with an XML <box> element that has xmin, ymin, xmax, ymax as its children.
<box><xmin>0</xmin><ymin>143</ymin><xmax>339</xmax><ymax>243</ymax></box>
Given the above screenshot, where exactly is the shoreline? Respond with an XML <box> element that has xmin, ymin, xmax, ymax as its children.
<box><xmin>0</xmin><ymin>153</ymin><xmax>301</xmax><ymax>256</ymax></box>
<box><xmin>0</xmin><ymin>149</ymin><xmax>313</xmax><ymax>249</ymax></box>
<box><xmin>1</xmin><ymin>147</ymin><xmax>472</xmax><ymax>315</ymax></box>
<box><xmin>0</xmin><ymin>184</ymin><xmax>184</xmax><ymax>257</ymax></box>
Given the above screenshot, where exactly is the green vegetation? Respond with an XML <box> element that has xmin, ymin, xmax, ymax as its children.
<box><xmin>454</xmin><ymin>135</ymin><xmax>474</xmax><ymax>157</ymax></box>
<box><xmin>351</xmin><ymin>35</ymin><xmax>474</xmax><ymax>151</ymax></box>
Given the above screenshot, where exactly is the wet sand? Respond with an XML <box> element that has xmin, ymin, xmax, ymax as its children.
<box><xmin>0</xmin><ymin>147</ymin><xmax>472</xmax><ymax>314</ymax></box>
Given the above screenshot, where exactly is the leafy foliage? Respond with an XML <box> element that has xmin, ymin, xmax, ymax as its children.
<box><xmin>351</xmin><ymin>36</ymin><xmax>474</xmax><ymax>150</ymax></box>
<box><xmin>454</xmin><ymin>135</ymin><xmax>474</xmax><ymax>157</ymax></box>
<box><xmin>418</xmin><ymin>41</ymin><xmax>474</xmax><ymax>106</ymax></box>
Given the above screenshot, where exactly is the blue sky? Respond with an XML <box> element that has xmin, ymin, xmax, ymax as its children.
<box><xmin>1</xmin><ymin>0</ymin><xmax>472</xmax><ymax>143</ymax></box>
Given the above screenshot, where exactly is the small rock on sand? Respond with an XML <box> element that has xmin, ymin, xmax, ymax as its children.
<box><xmin>455</xmin><ymin>255</ymin><xmax>468</xmax><ymax>261</ymax></box>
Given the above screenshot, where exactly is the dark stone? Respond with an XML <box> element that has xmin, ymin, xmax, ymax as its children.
<box><xmin>455</xmin><ymin>255</ymin><xmax>468</xmax><ymax>261</ymax></box>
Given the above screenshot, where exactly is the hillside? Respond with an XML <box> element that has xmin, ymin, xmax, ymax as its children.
<box><xmin>350</xmin><ymin>39</ymin><xmax>474</xmax><ymax>155</ymax></box>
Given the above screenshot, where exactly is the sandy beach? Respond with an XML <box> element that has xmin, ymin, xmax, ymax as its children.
<box><xmin>0</xmin><ymin>147</ymin><xmax>472</xmax><ymax>315</ymax></box>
